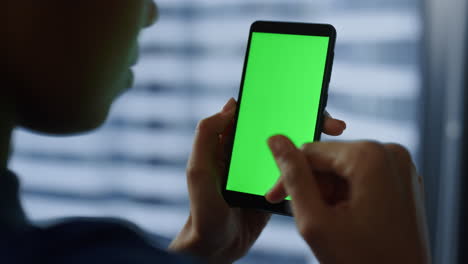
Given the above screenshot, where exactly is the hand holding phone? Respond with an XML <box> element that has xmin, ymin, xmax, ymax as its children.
<box><xmin>171</xmin><ymin>21</ymin><xmax>341</xmax><ymax>262</ymax></box>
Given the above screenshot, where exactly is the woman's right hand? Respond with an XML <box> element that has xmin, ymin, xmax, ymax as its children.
<box><xmin>265</xmin><ymin>136</ymin><xmax>431</xmax><ymax>264</ymax></box>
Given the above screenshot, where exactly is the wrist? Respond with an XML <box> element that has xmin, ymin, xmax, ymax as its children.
<box><xmin>169</xmin><ymin>219</ymin><xmax>232</xmax><ymax>264</ymax></box>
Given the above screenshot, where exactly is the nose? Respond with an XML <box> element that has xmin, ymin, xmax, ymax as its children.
<box><xmin>145</xmin><ymin>1</ymin><xmax>159</xmax><ymax>27</ymax></box>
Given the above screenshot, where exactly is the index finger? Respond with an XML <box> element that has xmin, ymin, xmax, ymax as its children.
<box><xmin>186</xmin><ymin>99</ymin><xmax>236</xmax><ymax>209</ymax></box>
<box><xmin>268</xmin><ymin>135</ymin><xmax>327</xmax><ymax>222</ymax></box>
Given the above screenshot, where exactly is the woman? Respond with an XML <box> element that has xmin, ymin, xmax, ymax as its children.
<box><xmin>2</xmin><ymin>0</ymin><xmax>430</xmax><ymax>263</ymax></box>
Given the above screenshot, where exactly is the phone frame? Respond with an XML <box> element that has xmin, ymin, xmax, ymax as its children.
<box><xmin>222</xmin><ymin>21</ymin><xmax>337</xmax><ymax>216</ymax></box>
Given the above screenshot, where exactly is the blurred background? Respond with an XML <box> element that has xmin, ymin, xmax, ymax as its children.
<box><xmin>9</xmin><ymin>0</ymin><xmax>467</xmax><ymax>263</ymax></box>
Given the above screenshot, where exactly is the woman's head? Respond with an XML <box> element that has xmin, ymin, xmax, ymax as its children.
<box><xmin>3</xmin><ymin>0</ymin><xmax>157</xmax><ymax>134</ymax></box>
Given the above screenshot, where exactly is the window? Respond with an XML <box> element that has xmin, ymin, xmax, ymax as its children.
<box><xmin>11</xmin><ymin>0</ymin><xmax>422</xmax><ymax>263</ymax></box>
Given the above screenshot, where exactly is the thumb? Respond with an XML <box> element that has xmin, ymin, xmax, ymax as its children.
<box><xmin>188</xmin><ymin>98</ymin><xmax>236</xmax><ymax>173</ymax></box>
<box><xmin>186</xmin><ymin>98</ymin><xmax>236</xmax><ymax>205</ymax></box>
<box><xmin>267</xmin><ymin>135</ymin><xmax>326</xmax><ymax>223</ymax></box>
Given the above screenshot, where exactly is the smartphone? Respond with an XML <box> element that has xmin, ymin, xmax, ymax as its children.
<box><xmin>222</xmin><ymin>21</ymin><xmax>336</xmax><ymax>216</ymax></box>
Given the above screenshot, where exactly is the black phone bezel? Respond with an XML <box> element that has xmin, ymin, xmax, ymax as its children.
<box><xmin>222</xmin><ymin>21</ymin><xmax>337</xmax><ymax>216</ymax></box>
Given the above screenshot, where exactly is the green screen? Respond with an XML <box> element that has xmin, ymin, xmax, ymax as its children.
<box><xmin>226</xmin><ymin>32</ymin><xmax>330</xmax><ymax>198</ymax></box>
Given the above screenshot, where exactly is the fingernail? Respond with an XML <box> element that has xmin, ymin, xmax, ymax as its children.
<box><xmin>222</xmin><ymin>98</ymin><xmax>236</xmax><ymax>113</ymax></box>
<box><xmin>265</xmin><ymin>190</ymin><xmax>283</xmax><ymax>204</ymax></box>
<box><xmin>267</xmin><ymin>198</ymin><xmax>284</xmax><ymax>204</ymax></box>
<box><xmin>268</xmin><ymin>136</ymin><xmax>295</xmax><ymax>156</ymax></box>
<box><xmin>270</xmin><ymin>198</ymin><xmax>284</xmax><ymax>204</ymax></box>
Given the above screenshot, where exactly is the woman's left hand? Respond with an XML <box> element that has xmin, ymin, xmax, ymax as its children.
<box><xmin>169</xmin><ymin>98</ymin><xmax>346</xmax><ymax>264</ymax></box>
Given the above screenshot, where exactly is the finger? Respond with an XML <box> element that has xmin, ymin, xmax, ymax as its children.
<box><xmin>266</xmin><ymin>171</ymin><xmax>348</xmax><ymax>205</ymax></box>
<box><xmin>186</xmin><ymin>98</ymin><xmax>237</xmax><ymax>205</ymax></box>
<box><xmin>384</xmin><ymin>143</ymin><xmax>425</xmax><ymax>203</ymax></box>
<box><xmin>300</xmin><ymin>141</ymin><xmax>385</xmax><ymax>178</ymax></box>
<box><xmin>300</xmin><ymin>141</ymin><xmax>395</xmax><ymax>207</ymax></box>
<box><xmin>299</xmin><ymin>142</ymin><xmax>346</xmax><ymax>172</ymax></box>
<box><xmin>219</xmin><ymin>103</ymin><xmax>237</xmax><ymax>162</ymax></box>
<box><xmin>317</xmin><ymin>172</ymin><xmax>350</xmax><ymax>206</ymax></box>
<box><xmin>384</xmin><ymin>144</ymin><xmax>416</xmax><ymax>178</ymax></box>
<box><xmin>323</xmin><ymin>111</ymin><xmax>346</xmax><ymax>136</ymax></box>
<box><xmin>265</xmin><ymin>178</ymin><xmax>287</xmax><ymax>204</ymax></box>
<box><xmin>384</xmin><ymin>144</ymin><xmax>431</xmax><ymax>250</ymax></box>
<box><xmin>268</xmin><ymin>135</ymin><xmax>326</xmax><ymax>221</ymax></box>
<box><xmin>191</xmin><ymin>98</ymin><xmax>236</xmax><ymax>169</ymax></box>
<box><xmin>384</xmin><ymin>143</ymin><xmax>420</xmax><ymax>193</ymax></box>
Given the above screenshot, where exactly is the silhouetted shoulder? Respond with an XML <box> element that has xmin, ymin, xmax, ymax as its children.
<box><xmin>0</xmin><ymin>217</ymin><xmax>200</xmax><ymax>264</ymax></box>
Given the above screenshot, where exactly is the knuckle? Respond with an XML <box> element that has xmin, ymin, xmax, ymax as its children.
<box><xmin>298</xmin><ymin>221</ymin><xmax>322</xmax><ymax>241</ymax></box>
<box><xmin>300</xmin><ymin>142</ymin><xmax>314</xmax><ymax>151</ymax></box>
<box><xmin>186</xmin><ymin>165</ymin><xmax>209</xmax><ymax>179</ymax></box>
<box><xmin>356</xmin><ymin>141</ymin><xmax>385</xmax><ymax>153</ymax></box>
<box><xmin>385</xmin><ymin>143</ymin><xmax>412</xmax><ymax>163</ymax></box>
<box><xmin>196</xmin><ymin>117</ymin><xmax>212</xmax><ymax>133</ymax></box>
<box><xmin>385</xmin><ymin>143</ymin><xmax>417</xmax><ymax>182</ymax></box>
<box><xmin>354</xmin><ymin>141</ymin><xmax>387</xmax><ymax>161</ymax></box>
